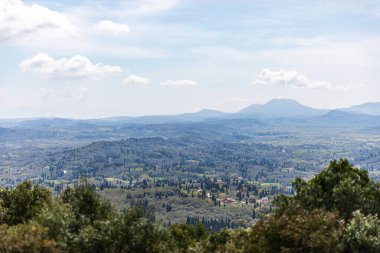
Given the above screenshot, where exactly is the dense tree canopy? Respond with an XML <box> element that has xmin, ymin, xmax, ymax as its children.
<box><xmin>286</xmin><ymin>159</ymin><xmax>380</xmax><ymax>220</ymax></box>
<box><xmin>1</xmin><ymin>159</ymin><xmax>380</xmax><ymax>252</ymax></box>
<box><xmin>0</xmin><ymin>181</ymin><xmax>52</xmax><ymax>225</ymax></box>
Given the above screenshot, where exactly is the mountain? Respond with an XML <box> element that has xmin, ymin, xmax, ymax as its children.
<box><xmin>5</xmin><ymin>99</ymin><xmax>380</xmax><ymax>127</ymax></box>
<box><xmin>176</xmin><ymin>109</ymin><xmax>229</xmax><ymax>121</ymax></box>
<box><xmin>317</xmin><ymin>110</ymin><xmax>380</xmax><ymax>126</ymax></box>
<box><xmin>238</xmin><ymin>99</ymin><xmax>327</xmax><ymax>117</ymax></box>
<box><xmin>97</xmin><ymin>109</ymin><xmax>229</xmax><ymax>125</ymax></box>
<box><xmin>15</xmin><ymin>118</ymin><xmax>93</xmax><ymax>128</ymax></box>
<box><xmin>345</xmin><ymin>102</ymin><xmax>380</xmax><ymax>115</ymax></box>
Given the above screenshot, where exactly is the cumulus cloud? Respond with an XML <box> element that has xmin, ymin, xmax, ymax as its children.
<box><xmin>0</xmin><ymin>0</ymin><xmax>76</xmax><ymax>43</ymax></box>
<box><xmin>20</xmin><ymin>53</ymin><xmax>121</xmax><ymax>79</ymax></box>
<box><xmin>161</xmin><ymin>79</ymin><xmax>199</xmax><ymax>87</ymax></box>
<box><xmin>95</xmin><ymin>20</ymin><xmax>130</xmax><ymax>35</ymax></box>
<box><xmin>123</xmin><ymin>75</ymin><xmax>150</xmax><ymax>85</ymax></box>
<box><xmin>252</xmin><ymin>69</ymin><xmax>352</xmax><ymax>91</ymax></box>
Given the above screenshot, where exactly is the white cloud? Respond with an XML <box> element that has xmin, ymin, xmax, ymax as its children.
<box><xmin>270</xmin><ymin>36</ymin><xmax>327</xmax><ymax>47</ymax></box>
<box><xmin>252</xmin><ymin>69</ymin><xmax>353</xmax><ymax>91</ymax></box>
<box><xmin>20</xmin><ymin>53</ymin><xmax>121</xmax><ymax>79</ymax></box>
<box><xmin>161</xmin><ymin>79</ymin><xmax>199</xmax><ymax>87</ymax></box>
<box><xmin>123</xmin><ymin>0</ymin><xmax>178</xmax><ymax>16</ymax></box>
<box><xmin>41</xmin><ymin>86</ymin><xmax>89</xmax><ymax>100</ymax></box>
<box><xmin>95</xmin><ymin>20</ymin><xmax>130</xmax><ymax>35</ymax></box>
<box><xmin>123</xmin><ymin>75</ymin><xmax>150</xmax><ymax>85</ymax></box>
<box><xmin>0</xmin><ymin>0</ymin><xmax>76</xmax><ymax>43</ymax></box>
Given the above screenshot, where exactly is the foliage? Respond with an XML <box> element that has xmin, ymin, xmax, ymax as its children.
<box><xmin>207</xmin><ymin>228</ymin><xmax>249</xmax><ymax>253</ymax></box>
<box><xmin>0</xmin><ymin>181</ymin><xmax>52</xmax><ymax>225</ymax></box>
<box><xmin>39</xmin><ymin>185</ymin><xmax>169</xmax><ymax>253</ymax></box>
<box><xmin>168</xmin><ymin>223</ymin><xmax>207</xmax><ymax>252</ymax></box>
<box><xmin>61</xmin><ymin>182</ymin><xmax>114</xmax><ymax>223</ymax></box>
<box><xmin>2</xmin><ymin>160</ymin><xmax>380</xmax><ymax>252</ymax></box>
<box><xmin>0</xmin><ymin>223</ymin><xmax>60</xmax><ymax>253</ymax></box>
<box><xmin>276</xmin><ymin>159</ymin><xmax>380</xmax><ymax>220</ymax></box>
<box><xmin>244</xmin><ymin>205</ymin><xmax>343</xmax><ymax>253</ymax></box>
<box><xmin>342</xmin><ymin>210</ymin><xmax>380</xmax><ymax>252</ymax></box>
<box><xmin>112</xmin><ymin>208</ymin><xmax>170</xmax><ymax>253</ymax></box>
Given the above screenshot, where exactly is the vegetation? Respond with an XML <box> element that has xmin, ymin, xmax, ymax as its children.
<box><xmin>1</xmin><ymin>159</ymin><xmax>380</xmax><ymax>252</ymax></box>
<box><xmin>1</xmin><ymin>116</ymin><xmax>380</xmax><ymax>229</ymax></box>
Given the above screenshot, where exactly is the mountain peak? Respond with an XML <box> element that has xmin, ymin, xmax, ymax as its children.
<box><xmin>239</xmin><ymin>99</ymin><xmax>326</xmax><ymax>117</ymax></box>
<box><xmin>178</xmin><ymin>109</ymin><xmax>227</xmax><ymax>119</ymax></box>
<box><xmin>265</xmin><ymin>98</ymin><xmax>301</xmax><ymax>105</ymax></box>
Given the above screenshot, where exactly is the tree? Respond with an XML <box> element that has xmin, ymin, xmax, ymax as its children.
<box><xmin>36</xmin><ymin>199</ymin><xmax>74</xmax><ymax>250</ymax></box>
<box><xmin>342</xmin><ymin>210</ymin><xmax>380</xmax><ymax>253</ymax></box>
<box><xmin>244</xmin><ymin>205</ymin><xmax>343</xmax><ymax>253</ymax></box>
<box><xmin>168</xmin><ymin>223</ymin><xmax>207</xmax><ymax>252</ymax></box>
<box><xmin>60</xmin><ymin>183</ymin><xmax>113</xmax><ymax>224</ymax></box>
<box><xmin>206</xmin><ymin>229</ymin><xmax>232</xmax><ymax>253</ymax></box>
<box><xmin>276</xmin><ymin>159</ymin><xmax>379</xmax><ymax>220</ymax></box>
<box><xmin>113</xmin><ymin>207</ymin><xmax>170</xmax><ymax>253</ymax></box>
<box><xmin>0</xmin><ymin>181</ymin><xmax>52</xmax><ymax>225</ymax></box>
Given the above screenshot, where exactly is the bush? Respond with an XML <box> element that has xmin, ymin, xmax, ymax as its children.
<box><xmin>0</xmin><ymin>223</ymin><xmax>60</xmax><ymax>253</ymax></box>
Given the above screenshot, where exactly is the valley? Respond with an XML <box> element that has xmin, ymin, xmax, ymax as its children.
<box><xmin>1</xmin><ymin>99</ymin><xmax>380</xmax><ymax>229</ymax></box>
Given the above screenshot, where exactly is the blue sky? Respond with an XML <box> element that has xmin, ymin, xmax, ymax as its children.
<box><xmin>0</xmin><ymin>0</ymin><xmax>379</xmax><ymax>118</ymax></box>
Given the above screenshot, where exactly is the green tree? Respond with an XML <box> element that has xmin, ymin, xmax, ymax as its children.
<box><xmin>168</xmin><ymin>223</ymin><xmax>207</xmax><ymax>252</ymax></box>
<box><xmin>276</xmin><ymin>159</ymin><xmax>378</xmax><ymax>220</ymax></box>
<box><xmin>44</xmin><ymin>185</ymin><xmax>168</xmax><ymax>253</ymax></box>
<box><xmin>342</xmin><ymin>210</ymin><xmax>380</xmax><ymax>252</ymax></box>
<box><xmin>60</xmin><ymin>183</ymin><xmax>114</xmax><ymax>224</ymax></box>
<box><xmin>36</xmin><ymin>199</ymin><xmax>75</xmax><ymax>250</ymax></box>
<box><xmin>244</xmin><ymin>205</ymin><xmax>343</xmax><ymax>253</ymax></box>
<box><xmin>0</xmin><ymin>181</ymin><xmax>52</xmax><ymax>225</ymax></box>
<box><xmin>113</xmin><ymin>208</ymin><xmax>170</xmax><ymax>253</ymax></box>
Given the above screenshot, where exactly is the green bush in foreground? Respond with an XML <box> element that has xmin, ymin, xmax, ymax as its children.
<box><xmin>1</xmin><ymin>159</ymin><xmax>380</xmax><ymax>252</ymax></box>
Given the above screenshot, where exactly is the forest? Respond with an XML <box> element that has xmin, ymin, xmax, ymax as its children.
<box><xmin>1</xmin><ymin>113</ymin><xmax>380</xmax><ymax>229</ymax></box>
<box><xmin>1</xmin><ymin>159</ymin><xmax>380</xmax><ymax>252</ymax></box>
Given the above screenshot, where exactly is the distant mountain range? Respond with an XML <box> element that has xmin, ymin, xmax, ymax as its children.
<box><xmin>1</xmin><ymin>99</ymin><xmax>380</xmax><ymax>127</ymax></box>
<box><xmin>343</xmin><ymin>102</ymin><xmax>380</xmax><ymax>115</ymax></box>
<box><xmin>317</xmin><ymin>110</ymin><xmax>380</xmax><ymax>124</ymax></box>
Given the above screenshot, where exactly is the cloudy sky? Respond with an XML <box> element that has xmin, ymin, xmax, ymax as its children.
<box><xmin>1</xmin><ymin>0</ymin><xmax>379</xmax><ymax>118</ymax></box>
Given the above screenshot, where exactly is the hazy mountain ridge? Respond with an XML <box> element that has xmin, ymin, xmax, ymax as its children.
<box><xmin>238</xmin><ymin>99</ymin><xmax>327</xmax><ymax>117</ymax></box>
<box><xmin>1</xmin><ymin>99</ymin><xmax>380</xmax><ymax>128</ymax></box>
<box><xmin>343</xmin><ymin>102</ymin><xmax>380</xmax><ymax>115</ymax></box>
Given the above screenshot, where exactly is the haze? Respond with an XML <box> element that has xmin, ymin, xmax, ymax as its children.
<box><xmin>1</xmin><ymin>0</ymin><xmax>379</xmax><ymax>119</ymax></box>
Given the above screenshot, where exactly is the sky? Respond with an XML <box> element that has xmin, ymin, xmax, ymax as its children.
<box><xmin>0</xmin><ymin>0</ymin><xmax>380</xmax><ymax>119</ymax></box>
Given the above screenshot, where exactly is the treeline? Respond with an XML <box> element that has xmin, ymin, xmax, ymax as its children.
<box><xmin>2</xmin><ymin>159</ymin><xmax>380</xmax><ymax>252</ymax></box>
<box><xmin>186</xmin><ymin>216</ymin><xmax>242</xmax><ymax>231</ymax></box>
